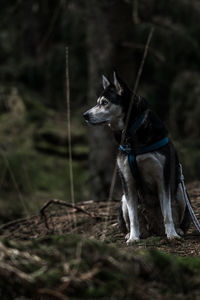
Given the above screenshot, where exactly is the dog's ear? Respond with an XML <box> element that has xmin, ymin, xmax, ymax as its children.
<box><xmin>113</xmin><ymin>71</ymin><xmax>128</xmax><ymax>95</ymax></box>
<box><xmin>102</xmin><ymin>75</ymin><xmax>110</xmax><ymax>89</ymax></box>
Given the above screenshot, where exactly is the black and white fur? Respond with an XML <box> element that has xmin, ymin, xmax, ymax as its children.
<box><xmin>83</xmin><ymin>72</ymin><xmax>190</xmax><ymax>244</ymax></box>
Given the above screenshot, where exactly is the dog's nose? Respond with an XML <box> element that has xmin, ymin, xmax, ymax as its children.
<box><xmin>83</xmin><ymin>112</ymin><xmax>90</xmax><ymax>121</ymax></box>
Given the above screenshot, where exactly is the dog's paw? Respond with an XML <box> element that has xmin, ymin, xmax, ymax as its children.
<box><xmin>167</xmin><ymin>233</ymin><xmax>181</xmax><ymax>240</ymax></box>
<box><xmin>125</xmin><ymin>233</ymin><xmax>130</xmax><ymax>240</ymax></box>
<box><xmin>166</xmin><ymin>227</ymin><xmax>181</xmax><ymax>240</ymax></box>
<box><xmin>126</xmin><ymin>237</ymin><xmax>139</xmax><ymax>245</ymax></box>
<box><xmin>176</xmin><ymin>228</ymin><xmax>184</xmax><ymax>236</ymax></box>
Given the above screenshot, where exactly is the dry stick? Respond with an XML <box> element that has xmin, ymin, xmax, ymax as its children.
<box><xmin>66</xmin><ymin>47</ymin><xmax>77</xmax><ymax>228</ymax></box>
<box><xmin>38</xmin><ymin>289</ymin><xmax>68</xmax><ymax>300</ymax></box>
<box><xmin>40</xmin><ymin>199</ymin><xmax>101</xmax><ymax>230</ymax></box>
<box><xmin>102</xmin><ymin>27</ymin><xmax>155</xmax><ymax>240</ymax></box>
<box><xmin>0</xmin><ymin>216</ymin><xmax>37</xmax><ymax>232</ymax></box>
<box><xmin>40</xmin><ymin>199</ymin><xmax>99</xmax><ymax>219</ymax></box>
<box><xmin>123</xmin><ymin>30</ymin><xmax>155</xmax><ymax>142</ymax></box>
<box><xmin>110</xmin><ymin>27</ymin><xmax>154</xmax><ymax>202</ymax></box>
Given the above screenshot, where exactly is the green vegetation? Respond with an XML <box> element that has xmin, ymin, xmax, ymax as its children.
<box><xmin>0</xmin><ymin>234</ymin><xmax>200</xmax><ymax>299</ymax></box>
<box><xmin>0</xmin><ymin>86</ymin><xmax>89</xmax><ymax>222</ymax></box>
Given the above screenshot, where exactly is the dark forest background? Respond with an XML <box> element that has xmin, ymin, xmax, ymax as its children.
<box><xmin>0</xmin><ymin>0</ymin><xmax>200</xmax><ymax>223</ymax></box>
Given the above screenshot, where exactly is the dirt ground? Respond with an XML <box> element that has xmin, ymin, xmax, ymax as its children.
<box><xmin>0</xmin><ymin>182</ymin><xmax>200</xmax><ymax>257</ymax></box>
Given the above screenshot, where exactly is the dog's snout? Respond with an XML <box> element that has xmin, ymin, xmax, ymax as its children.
<box><xmin>83</xmin><ymin>111</ymin><xmax>90</xmax><ymax>121</ymax></box>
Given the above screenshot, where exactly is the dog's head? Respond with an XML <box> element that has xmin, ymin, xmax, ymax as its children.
<box><xmin>83</xmin><ymin>72</ymin><xmax>132</xmax><ymax>129</ymax></box>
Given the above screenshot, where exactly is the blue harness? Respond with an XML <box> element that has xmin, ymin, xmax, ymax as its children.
<box><xmin>120</xmin><ymin>111</ymin><xmax>169</xmax><ymax>179</ymax></box>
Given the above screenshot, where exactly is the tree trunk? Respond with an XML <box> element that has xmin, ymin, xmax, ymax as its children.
<box><xmin>86</xmin><ymin>1</ymin><xmax>136</xmax><ymax>200</ymax></box>
<box><xmin>86</xmin><ymin>2</ymin><xmax>117</xmax><ymax>201</ymax></box>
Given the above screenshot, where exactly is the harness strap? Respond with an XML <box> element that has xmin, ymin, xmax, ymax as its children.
<box><xmin>120</xmin><ymin>137</ymin><xmax>169</xmax><ymax>179</ymax></box>
<box><xmin>135</xmin><ymin>137</ymin><xmax>169</xmax><ymax>155</ymax></box>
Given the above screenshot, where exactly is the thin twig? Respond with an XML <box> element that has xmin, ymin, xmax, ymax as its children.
<box><xmin>122</xmin><ymin>27</ymin><xmax>155</xmax><ymax>143</ymax></box>
<box><xmin>38</xmin><ymin>288</ymin><xmax>69</xmax><ymax>300</ymax></box>
<box><xmin>40</xmin><ymin>199</ymin><xmax>98</xmax><ymax>218</ymax></box>
<box><xmin>102</xmin><ymin>27</ymin><xmax>154</xmax><ymax>240</ymax></box>
<box><xmin>66</xmin><ymin>47</ymin><xmax>76</xmax><ymax>227</ymax></box>
<box><xmin>0</xmin><ymin>262</ymin><xmax>34</xmax><ymax>284</ymax></box>
<box><xmin>40</xmin><ymin>199</ymin><xmax>101</xmax><ymax>230</ymax></box>
<box><xmin>110</xmin><ymin>27</ymin><xmax>154</xmax><ymax>202</ymax></box>
<box><xmin>122</xmin><ymin>42</ymin><xmax>165</xmax><ymax>62</ymax></box>
<box><xmin>107</xmin><ymin>164</ymin><xmax>118</xmax><ymax>210</ymax></box>
<box><xmin>0</xmin><ymin>215</ymin><xmax>37</xmax><ymax>232</ymax></box>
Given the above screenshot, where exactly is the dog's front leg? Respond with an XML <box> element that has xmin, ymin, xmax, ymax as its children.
<box><xmin>118</xmin><ymin>155</ymin><xmax>140</xmax><ymax>244</ymax></box>
<box><xmin>121</xmin><ymin>195</ymin><xmax>130</xmax><ymax>235</ymax></box>
<box><xmin>126</xmin><ymin>192</ymin><xmax>140</xmax><ymax>244</ymax></box>
<box><xmin>159</xmin><ymin>186</ymin><xmax>180</xmax><ymax>239</ymax></box>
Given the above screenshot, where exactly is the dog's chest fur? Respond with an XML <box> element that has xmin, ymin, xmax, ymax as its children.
<box><xmin>136</xmin><ymin>152</ymin><xmax>165</xmax><ymax>186</ymax></box>
<box><xmin>117</xmin><ymin>151</ymin><xmax>167</xmax><ymax>236</ymax></box>
<box><xmin>117</xmin><ymin>151</ymin><xmax>166</xmax><ymax>203</ymax></box>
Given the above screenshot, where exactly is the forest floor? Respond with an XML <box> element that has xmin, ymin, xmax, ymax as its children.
<box><xmin>1</xmin><ymin>182</ymin><xmax>200</xmax><ymax>299</ymax></box>
<box><xmin>1</xmin><ymin>181</ymin><xmax>200</xmax><ymax>256</ymax></box>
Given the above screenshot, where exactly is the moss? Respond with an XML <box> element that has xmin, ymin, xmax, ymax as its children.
<box><xmin>0</xmin><ymin>87</ymin><xmax>89</xmax><ymax>223</ymax></box>
<box><xmin>1</xmin><ymin>235</ymin><xmax>200</xmax><ymax>299</ymax></box>
<box><xmin>86</xmin><ymin>285</ymin><xmax>108</xmax><ymax>297</ymax></box>
<box><xmin>137</xmin><ymin>236</ymin><xmax>163</xmax><ymax>246</ymax></box>
<box><xmin>0</xmin><ymin>149</ymin><xmax>89</xmax><ymax>222</ymax></box>
<box><xmin>148</xmin><ymin>249</ymin><xmax>200</xmax><ymax>294</ymax></box>
<box><xmin>177</xmin><ymin>256</ymin><xmax>200</xmax><ymax>271</ymax></box>
<box><xmin>41</xmin><ymin>269</ymin><xmax>63</xmax><ymax>287</ymax></box>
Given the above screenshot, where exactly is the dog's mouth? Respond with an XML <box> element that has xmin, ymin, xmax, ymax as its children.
<box><xmin>85</xmin><ymin>119</ymin><xmax>108</xmax><ymax>126</ymax></box>
<box><xmin>83</xmin><ymin>112</ymin><xmax>109</xmax><ymax>125</ymax></box>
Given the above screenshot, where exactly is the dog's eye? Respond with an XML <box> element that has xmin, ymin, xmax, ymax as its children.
<box><xmin>102</xmin><ymin>100</ymin><xmax>108</xmax><ymax>106</ymax></box>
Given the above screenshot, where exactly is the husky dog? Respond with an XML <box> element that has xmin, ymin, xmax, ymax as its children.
<box><xmin>83</xmin><ymin>72</ymin><xmax>190</xmax><ymax>244</ymax></box>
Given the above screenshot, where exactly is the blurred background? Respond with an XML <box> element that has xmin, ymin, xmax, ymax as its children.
<box><xmin>0</xmin><ymin>0</ymin><xmax>200</xmax><ymax>223</ymax></box>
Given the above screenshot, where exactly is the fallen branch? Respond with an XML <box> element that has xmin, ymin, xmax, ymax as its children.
<box><xmin>38</xmin><ymin>288</ymin><xmax>69</xmax><ymax>300</ymax></box>
<box><xmin>0</xmin><ymin>215</ymin><xmax>37</xmax><ymax>233</ymax></box>
<box><xmin>0</xmin><ymin>261</ymin><xmax>34</xmax><ymax>284</ymax></box>
<box><xmin>40</xmin><ymin>199</ymin><xmax>102</xmax><ymax>230</ymax></box>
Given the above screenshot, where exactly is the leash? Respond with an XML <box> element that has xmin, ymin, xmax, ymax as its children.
<box><xmin>179</xmin><ymin>164</ymin><xmax>200</xmax><ymax>233</ymax></box>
